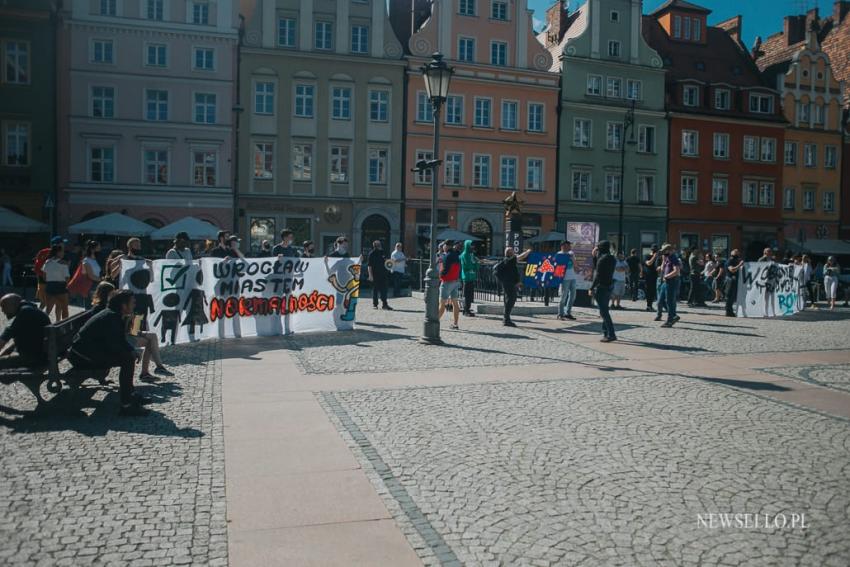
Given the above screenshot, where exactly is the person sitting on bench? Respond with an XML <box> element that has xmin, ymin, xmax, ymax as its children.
<box><xmin>68</xmin><ymin>289</ymin><xmax>149</xmax><ymax>417</ymax></box>
<box><xmin>0</xmin><ymin>293</ymin><xmax>50</xmax><ymax>370</ymax></box>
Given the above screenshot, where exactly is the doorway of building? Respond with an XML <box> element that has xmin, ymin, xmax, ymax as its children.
<box><xmin>468</xmin><ymin>218</ymin><xmax>492</xmax><ymax>257</ymax></box>
<box><xmin>360</xmin><ymin>214</ymin><xmax>391</xmax><ymax>256</ymax></box>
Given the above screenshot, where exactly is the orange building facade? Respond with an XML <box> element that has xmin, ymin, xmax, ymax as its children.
<box><xmin>392</xmin><ymin>0</ymin><xmax>559</xmax><ymax>256</ymax></box>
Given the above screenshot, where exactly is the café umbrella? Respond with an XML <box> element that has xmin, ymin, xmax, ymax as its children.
<box><xmin>0</xmin><ymin>207</ymin><xmax>50</xmax><ymax>233</ymax></box>
<box><xmin>68</xmin><ymin>213</ymin><xmax>156</xmax><ymax>237</ymax></box>
<box><xmin>149</xmin><ymin>216</ymin><xmax>220</xmax><ymax>241</ymax></box>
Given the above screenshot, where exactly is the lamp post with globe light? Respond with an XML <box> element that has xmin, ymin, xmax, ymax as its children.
<box><xmin>413</xmin><ymin>52</ymin><xmax>453</xmax><ymax>344</ymax></box>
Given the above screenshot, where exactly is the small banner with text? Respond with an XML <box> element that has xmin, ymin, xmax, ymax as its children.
<box><xmin>736</xmin><ymin>262</ymin><xmax>805</xmax><ymax>318</ymax></box>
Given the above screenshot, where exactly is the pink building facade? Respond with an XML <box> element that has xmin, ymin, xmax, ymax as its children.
<box><xmin>392</xmin><ymin>0</ymin><xmax>559</xmax><ymax>256</ymax></box>
<box><xmin>57</xmin><ymin>0</ymin><xmax>240</xmax><ymax>234</ymax></box>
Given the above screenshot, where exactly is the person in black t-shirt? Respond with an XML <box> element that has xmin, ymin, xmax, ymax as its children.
<box><xmin>626</xmin><ymin>248</ymin><xmax>641</xmax><ymax>301</ymax></box>
<box><xmin>367</xmin><ymin>240</ymin><xmax>392</xmax><ymax>310</ymax></box>
<box><xmin>591</xmin><ymin>241</ymin><xmax>617</xmax><ymax>342</ymax></box>
<box><xmin>643</xmin><ymin>245</ymin><xmax>659</xmax><ymax>311</ymax></box>
<box><xmin>272</xmin><ymin>228</ymin><xmax>300</xmax><ymax>258</ymax></box>
<box><xmin>0</xmin><ymin>294</ymin><xmax>51</xmax><ymax>369</ymax></box>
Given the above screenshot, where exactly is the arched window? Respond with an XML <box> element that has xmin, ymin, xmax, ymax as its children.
<box><xmin>468</xmin><ymin>218</ymin><xmax>492</xmax><ymax>256</ymax></box>
<box><xmin>360</xmin><ymin>214</ymin><xmax>390</xmax><ymax>255</ymax></box>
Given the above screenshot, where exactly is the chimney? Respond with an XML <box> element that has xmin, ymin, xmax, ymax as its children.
<box><xmin>836</xmin><ymin>1</ymin><xmax>850</xmax><ymax>23</ymax></box>
<box><xmin>784</xmin><ymin>15</ymin><xmax>806</xmax><ymax>45</ymax></box>
<box><xmin>717</xmin><ymin>15</ymin><xmax>743</xmax><ymax>46</ymax></box>
<box><xmin>544</xmin><ymin>0</ymin><xmax>569</xmax><ymax>47</ymax></box>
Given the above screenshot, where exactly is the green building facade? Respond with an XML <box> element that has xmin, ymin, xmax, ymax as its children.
<box><xmin>550</xmin><ymin>0</ymin><xmax>668</xmax><ymax>254</ymax></box>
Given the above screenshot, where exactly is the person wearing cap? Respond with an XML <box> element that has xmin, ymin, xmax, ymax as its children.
<box><xmin>33</xmin><ymin>236</ymin><xmax>67</xmax><ymax>310</ymax></box>
<box><xmin>590</xmin><ymin>240</ymin><xmax>617</xmax><ymax>342</ymax></box>
<box><xmin>556</xmin><ymin>240</ymin><xmax>577</xmax><ymax>321</ymax></box>
<box><xmin>165</xmin><ymin>231</ymin><xmax>193</xmax><ymax>262</ymax></box>
<box><xmin>657</xmin><ymin>243</ymin><xmax>682</xmax><ymax>327</ymax></box>
<box><xmin>227</xmin><ymin>235</ymin><xmax>245</xmax><ymax>259</ymax></box>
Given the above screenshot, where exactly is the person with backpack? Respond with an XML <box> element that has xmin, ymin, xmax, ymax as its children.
<box><xmin>494</xmin><ymin>246</ymin><xmax>532</xmax><ymax>327</ymax></box>
<box><xmin>438</xmin><ymin>241</ymin><xmax>462</xmax><ymax>330</ymax></box>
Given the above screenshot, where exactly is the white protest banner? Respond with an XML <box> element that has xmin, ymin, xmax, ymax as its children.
<box><xmin>122</xmin><ymin>256</ymin><xmax>361</xmax><ymax>344</ymax></box>
<box><xmin>736</xmin><ymin>262</ymin><xmax>804</xmax><ymax>318</ymax></box>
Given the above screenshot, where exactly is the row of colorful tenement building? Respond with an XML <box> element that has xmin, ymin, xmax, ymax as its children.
<box><xmin>2</xmin><ymin>0</ymin><xmax>849</xmax><ymax>259</ymax></box>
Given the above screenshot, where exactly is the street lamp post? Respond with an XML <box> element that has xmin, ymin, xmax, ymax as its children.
<box><xmin>416</xmin><ymin>53</ymin><xmax>453</xmax><ymax>345</ymax></box>
<box><xmin>617</xmin><ymin>99</ymin><xmax>637</xmax><ymax>255</ymax></box>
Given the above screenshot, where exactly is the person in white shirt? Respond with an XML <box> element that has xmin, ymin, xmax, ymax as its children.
<box><xmin>43</xmin><ymin>244</ymin><xmax>70</xmax><ymax>321</ymax></box>
<box><xmin>165</xmin><ymin>232</ymin><xmax>193</xmax><ymax>262</ymax></box>
<box><xmin>390</xmin><ymin>242</ymin><xmax>407</xmax><ymax>297</ymax></box>
<box><xmin>612</xmin><ymin>251</ymin><xmax>628</xmax><ymax>309</ymax></box>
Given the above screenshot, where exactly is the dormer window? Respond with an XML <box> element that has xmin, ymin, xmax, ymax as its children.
<box><xmin>684</xmin><ymin>16</ymin><xmax>691</xmax><ymax>39</ymax></box>
<box><xmin>749</xmin><ymin>93</ymin><xmax>773</xmax><ymax>114</ymax></box>
<box><xmin>714</xmin><ymin>89</ymin><xmax>730</xmax><ymax>110</ymax></box>
<box><xmin>673</xmin><ymin>15</ymin><xmax>682</xmax><ymax>38</ymax></box>
<box><xmin>683</xmin><ymin>85</ymin><xmax>699</xmax><ymax>107</ymax></box>
<box><xmin>693</xmin><ymin>19</ymin><xmax>701</xmax><ymax>41</ymax></box>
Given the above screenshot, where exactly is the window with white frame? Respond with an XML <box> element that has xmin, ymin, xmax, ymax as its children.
<box><xmin>714</xmin><ymin>88</ymin><xmax>730</xmax><ymax>110</ymax></box>
<box><xmin>638</xmin><ymin>125</ymin><xmax>655</xmax><ymax>153</ymax></box>
<box><xmin>680</xmin><ymin>175</ymin><xmax>697</xmax><ymax>202</ymax></box>
<box><xmin>92</xmin><ymin>40</ymin><xmax>113</xmax><ymax>64</ymax></box>
<box><xmin>193</xmin><ymin>47</ymin><xmax>214</xmax><ymax>70</ymax></box>
<box><xmin>606</xmin><ymin>122</ymin><xmax>623</xmax><ymax>151</ymax></box>
<box><xmin>823</xmin><ymin>191</ymin><xmax>835</xmax><ymax>212</ymax></box>
<box><xmin>416</xmin><ymin>91</ymin><xmax>433</xmax><ymax>122</ymax></box>
<box><xmin>606</xmin><ymin>77</ymin><xmax>622</xmax><ymax>98</ymax></box>
<box><xmin>712</xmin><ymin>178</ymin><xmax>728</xmax><ymax>204</ymax></box>
<box><xmin>681</xmin><ymin>130</ymin><xmax>698</xmax><ymax>156</ymax></box>
<box><xmin>813</xmin><ymin>104</ymin><xmax>824</xmax><ymax>124</ymax></box>
<box><xmin>89</xmin><ymin>146</ymin><xmax>114</xmax><ymax>182</ymax></box>
<box><xmin>605</xmin><ymin>173</ymin><xmax>622</xmax><ymax>202</ymax></box>
<box><xmin>458</xmin><ymin>37</ymin><xmax>475</xmax><ymax>62</ymax></box>
<box><xmin>683</xmin><ymin>85</ymin><xmax>699</xmax><ymax>106</ymax></box>
<box><xmin>783</xmin><ymin>187</ymin><xmax>795</xmax><ymax>210</ymax></box>
<box><xmin>797</xmin><ymin>101</ymin><xmax>811</xmax><ymax>123</ymax></box>
<box><xmin>760</xmin><ymin>138</ymin><xmax>776</xmax><ymax>162</ymax></box>
<box><xmin>193</xmin><ymin>93</ymin><xmax>216</xmax><ymax>124</ymax></box>
<box><xmin>445</xmin><ymin>153</ymin><xmax>462</xmax><ymax>185</ymax></box>
<box><xmin>332</xmin><ymin>87</ymin><xmax>351</xmax><ymax>120</ymax></box>
<box><xmin>145</xmin><ymin>89</ymin><xmax>168</xmax><ymax>121</ymax></box>
<box><xmin>626</xmin><ymin>79</ymin><xmax>642</xmax><ymax>100</ymax></box>
<box><xmin>527</xmin><ymin>158</ymin><xmax>543</xmax><ymax>191</ymax></box>
<box><xmin>491</xmin><ymin>0</ymin><xmax>507</xmax><ymax>20</ymax></box>
<box><xmin>146</xmin><ymin>0</ymin><xmax>164</xmax><ymax>20</ymax></box>
<box><xmin>100</xmin><ymin>0</ymin><xmax>116</xmax><ymax>16</ymax></box>
<box><xmin>329</xmin><ymin>146</ymin><xmax>350</xmax><ymax>182</ymax></box>
<box><xmin>758</xmin><ymin>182</ymin><xmax>774</xmax><ymax>206</ymax></box>
<box><xmin>804</xmin><ymin>143</ymin><xmax>817</xmax><ymax>167</ymax></box>
<box><xmin>501</xmin><ymin>100</ymin><xmax>518</xmax><ymax>130</ymax></box>
<box><xmin>459</xmin><ymin>0</ymin><xmax>476</xmax><ymax>16</ymax></box>
<box><xmin>415</xmin><ymin>150</ymin><xmax>433</xmax><ymax>184</ymax></box>
<box><xmin>474</xmin><ymin>98</ymin><xmax>491</xmax><ymax>127</ymax></box>
<box><xmin>192</xmin><ymin>1</ymin><xmax>209</xmax><ymax>24</ymax></box>
<box><xmin>295</xmin><ymin>84</ymin><xmax>314</xmax><ymax>118</ymax></box>
<box><xmin>278</xmin><ymin>18</ymin><xmax>296</xmax><ymax>47</ymax></box>
<box><xmin>713</xmin><ymin>133</ymin><xmax>729</xmax><ymax>158</ymax></box>
<box><xmin>146</xmin><ymin>43</ymin><xmax>166</xmax><ymax>66</ymax></box>
<box><xmin>491</xmin><ymin>41</ymin><xmax>507</xmax><ymax>65</ymax></box>
<box><xmin>528</xmin><ymin>103</ymin><xmax>544</xmax><ymax>132</ymax></box>
<box><xmin>292</xmin><ymin>143</ymin><xmax>313</xmax><ymax>181</ymax></box>
<box><xmin>693</xmin><ymin>18</ymin><xmax>702</xmax><ymax>41</ymax></box>
<box><xmin>573</xmin><ymin>118</ymin><xmax>591</xmax><ymax>147</ymax></box>
<box><xmin>473</xmin><ymin>154</ymin><xmax>491</xmax><ymax>187</ymax></box>
<box><xmin>638</xmin><ymin>175</ymin><xmax>654</xmax><ymax>203</ymax></box>
<box><xmin>5</xmin><ymin>123</ymin><xmax>29</xmax><ymax>166</ymax></box>
<box><xmin>192</xmin><ymin>150</ymin><xmax>217</xmax><ymax>186</ymax></box>
<box><xmin>369</xmin><ymin>90</ymin><xmax>389</xmax><ymax>122</ymax></box>
<box><xmin>742</xmin><ymin>180</ymin><xmax>758</xmax><ymax>206</ymax></box>
<box><xmin>684</xmin><ymin>16</ymin><xmax>693</xmax><ymax>39</ymax></box>
<box><xmin>743</xmin><ymin>136</ymin><xmax>759</xmax><ymax>161</ymax></box>
<box><xmin>572</xmin><ymin>171</ymin><xmax>590</xmax><ymax>200</ymax></box>
<box><xmin>253</xmin><ymin>142</ymin><xmax>273</xmax><ymax>179</ymax></box>
<box><xmin>446</xmin><ymin>95</ymin><xmax>463</xmax><ymax>124</ymax></box>
<box><xmin>143</xmin><ymin>149</ymin><xmax>168</xmax><ymax>184</ymax></box>
<box><xmin>315</xmin><ymin>21</ymin><xmax>333</xmax><ymax>50</ymax></box>
<box><xmin>803</xmin><ymin>189</ymin><xmax>815</xmax><ymax>210</ymax></box>
<box><xmin>351</xmin><ymin>25</ymin><xmax>369</xmax><ymax>53</ymax></box>
<box><xmin>500</xmin><ymin>157</ymin><xmax>516</xmax><ymax>189</ymax></box>
<box><xmin>587</xmin><ymin>74</ymin><xmax>602</xmax><ymax>96</ymax></box>
<box><xmin>91</xmin><ymin>86</ymin><xmax>114</xmax><ymax>118</ymax></box>
<box><xmin>784</xmin><ymin>141</ymin><xmax>797</xmax><ymax>165</ymax></box>
<box><xmin>749</xmin><ymin>93</ymin><xmax>773</xmax><ymax>114</ymax></box>
<box><xmin>608</xmin><ymin>40</ymin><xmax>621</xmax><ymax>57</ymax></box>
<box><xmin>254</xmin><ymin>82</ymin><xmax>274</xmax><ymax>114</ymax></box>
<box><xmin>825</xmin><ymin>145</ymin><xmax>837</xmax><ymax>169</ymax></box>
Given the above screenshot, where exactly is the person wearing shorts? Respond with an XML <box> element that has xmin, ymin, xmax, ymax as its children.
<box><xmin>438</xmin><ymin>241</ymin><xmax>462</xmax><ymax>330</ymax></box>
<box><xmin>42</xmin><ymin>244</ymin><xmax>70</xmax><ymax>321</ymax></box>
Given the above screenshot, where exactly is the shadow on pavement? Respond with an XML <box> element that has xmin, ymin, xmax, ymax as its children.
<box><xmin>693</xmin><ymin>376</ymin><xmax>792</xmax><ymax>392</ymax></box>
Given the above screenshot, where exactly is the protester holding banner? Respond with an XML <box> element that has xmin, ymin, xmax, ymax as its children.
<box><xmin>165</xmin><ymin>232</ymin><xmax>193</xmax><ymax>262</ymax></box>
<box><xmin>272</xmin><ymin>229</ymin><xmax>300</xmax><ymax>258</ymax></box>
<box><xmin>556</xmin><ymin>241</ymin><xmax>577</xmax><ymax>321</ymax></box>
<box><xmin>725</xmin><ymin>250</ymin><xmax>744</xmax><ymax>317</ymax></box>
<box><xmin>327</xmin><ymin>235</ymin><xmax>349</xmax><ymax>258</ymax></box>
<box><xmin>824</xmin><ymin>256</ymin><xmax>840</xmax><ymax>310</ymax></box>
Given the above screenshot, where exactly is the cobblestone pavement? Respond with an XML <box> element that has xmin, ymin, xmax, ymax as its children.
<box><xmin>0</xmin><ymin>340</ymin><xmax>227</xmax><ymax>567</ymax></box>
<box><xmin>322</xmin><ymin>375</ymin><xmax>850</xmax><ymax>567</ymax></box>
<box><xmin>763</xmin><ymin>363</ymin><xmax>850</xmax><ymax>394</ymax></box>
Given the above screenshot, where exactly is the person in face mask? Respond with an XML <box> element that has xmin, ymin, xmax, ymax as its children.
<box><xmin>724</xmin><ymin>249</ymin><xmax>744</xmax><ymax>317</ymax></box>
<box><xmin>301</xmin><ymin>240</ymin><xmax>315</xmax><ymax>258</ymax></box>
<box><xmin>272</xmin><ymin>229</ymin><xmax>300</xmax><ymax>258</ymax></box>
<box><xmin>327</xmin><ymin>235</ymin><xmax>349</xmax><ymax>258</ymax></box>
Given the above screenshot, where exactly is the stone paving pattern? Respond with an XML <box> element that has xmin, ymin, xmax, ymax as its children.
<box><xmin>324</xmin><ymin>374</ymin><xmax>850</xmax><ymax>567</ymax></box>
<box><xmin>764</xmin><ymin>363</ymin><xmax>850</xmax><ymax>394</ymax></box>
<box><xmin>0</xmin><ymin>339</ymin><xmax>227</xmax><ymax>567</ymax></box>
